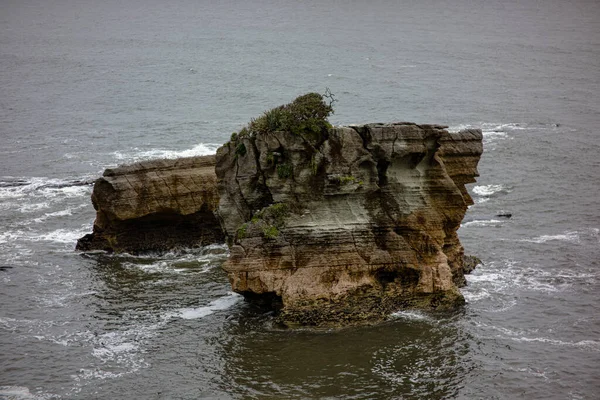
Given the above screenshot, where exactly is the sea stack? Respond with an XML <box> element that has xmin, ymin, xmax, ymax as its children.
<box><xmin>216</xmin><ymin>99</ymin><xmax>483</xmax><ymax>326</ymax></box>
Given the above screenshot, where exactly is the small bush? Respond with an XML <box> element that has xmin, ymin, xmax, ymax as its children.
<box><xmin>236</xmin><ymin>223</ymin><xmax>248</xmax><ymax>239</ymax></box>
<box><xmin>262</xmin><ymin>225</ymin><xmax>280</xmax><ymax>239</ymax></box>
<box><xmin>253</xmin><ymin>203</ymin><xmax>289</xmax><ymax>227</ymax></box>
<box><xmin>247</xmin><ymin>92</ymin><xmax>334</xmax><ymax>138</ymax></box>
<box><xmin>277</xmin><ymin>163</ymin><xmax>293</xmax><ymax>179</ymax></box>
<box><xmin>235</xmin><ymin>142</ymin><xmax>247</xmax><ymax>157</ymax></box>
<box><xmin>266</xmin><ymin>151</ymin><xmax>275</xmax><ymax>166</ymax></box>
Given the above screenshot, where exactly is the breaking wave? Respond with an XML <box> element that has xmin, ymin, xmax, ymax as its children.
<box><xmin>389</xmin><ymin>310</ymin><xmax>433</xmax><ymax>322</ymax></box>
<box><xmin>521</xmin><ymin>228</ymin><xmax>598</xmax><ymax>244</ymax></box>
<box><xmin>177</xmin><ymin>293</ymin><xmax>243</xmax><ymax>319</ymax></box>
<box><xmin>0</xmin><ymin>177</ymin><xmax>93</xmax><ymax>202</ymax></box>
<box><xmin>461</xmin><ymin>219</ymin><xmax>504</xmax><ymax>228</ymax></box>
<box><xmin>472</xmin><ymin>184</ymin><xmax>508</xmax><ymax>197</ymax></box>
<box><xmin>112</xmin><ymin>143</ymin><xmax>220</xmax><ymax>162</ymax></box>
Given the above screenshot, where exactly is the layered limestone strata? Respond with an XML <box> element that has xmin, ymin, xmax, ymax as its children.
<box><xmin>216</xmin><ymin>123</ymin><xmax>483</xmax><ymax>326</ymax></box>
<box><xmin>76</xmin><ymin>155</ymin><xmax>223</xmax><ymax>253</ymax></box>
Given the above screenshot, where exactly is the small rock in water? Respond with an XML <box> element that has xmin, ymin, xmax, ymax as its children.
<box><xmin>496</xmin><ymin>212</ymin><xmax>512</xmax><ymax>219</ymax></box>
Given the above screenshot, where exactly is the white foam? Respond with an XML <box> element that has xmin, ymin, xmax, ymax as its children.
<box><xmin>123</xmin><ymin>260</ymin><xmax>170</xmax><ymax>274</ymax></box>
<box><xmin>118</xmin><ymin>244</ymin><xmax>229</xmax><ymax>274</ymax></box>
<box><xmin>472</xmin><ymin>184</ymin><xmax>506</xmax><ymax>197</ymax></box>
<box><xmin>462</xmin><ymin>288</ymin><xmax>491</xmax><ymax>302</ymax></box>
<box><xmin>0</xmin><ymin>386</ymin><xmax>36</xmax><ymax>399</ymax></box>
<box><xmin>73</xmin><ymin>368</ymin><xmax>131</xmax><ymax>381</ymax></box>
<box><xmin>449</xmin><ymin>122</ymin><xmax>527</xmax><ymax>133</ymax></box>
<box><xmin>113</xmin><ymin>143</ymin><xmax>220</xmax><ymax>162</ymax></box>
<box><xmin>482</xmin><ymin>130</ymin><xmax>509</xmax><ymax>138</ymax></box>
<box><xmin>483</xmin><ymin>323</ymin><xmax>600</xmax><ymax>352</ymax></box>
<box><xmin>0</xmin><ymin>230</ymin><xmax>25</xmax><ymax>244</ymax></box>
<box><xmin>93</xmin><ymin>342</ymin><xmax>139</xmax><ymax>360</ymax></box>
<box><xmin>18</xmin><ymin>202</ymin><xmax>51</xmax><ymax>213</ymax></box>
<box><xmin>390</xmin><ymin>310</ymin><xmax>431</xmax><ymax>321</ymax></box>
<box><xmin>522</xmin><ymin>231</ymin><xmax>580</xmax><ymax>244</ymax></box>
<box><xmin>0</xmin><ymin>177</ymin><xmax>92</xmax><ymax>202</ymax></box>
<box><xmin>0</xmin><ymin>226</ymin><xmax>90</xmax><ymax>245</ymax></box>
<box><xmin>31</xmin><ymin>227</ymin><xmax>90</xmax><ymax>244</ymax></box>
<box><xmin>178</xmin><ymin>293</ymin><xmax>243</xmax><ymax>319</ymax></box>
<box><xmin>465</xmin><ymin>259</ymin><xmax>597</xmax><ymax>303</ymax></box>
<box><xmin>466</xmin><ymin>272</ymin><xmax>505</xmax><ymax>283</ymax></box>
<box><xmin>31</xmin><ymin>207</ymin><xmax>78</xmax><ymax>224</ymax></box>
<box><xmin>448</xmin><ymin>122</ymin><xmax>524</xmax><ymax>150</ymax></box>
<box><xmin>122</xmin><ymin>258</ymin><xmax>220</xmax><ymax>275</ymax></box>
<box><xmin>38</xmin><ymin>185</ymin><xmax>90</xmax><ymax>199</ymax></box>
<box><xmin>461</xmin><ymin>219</ymin><xmax>503</xmax><ymax>228</ymax></box>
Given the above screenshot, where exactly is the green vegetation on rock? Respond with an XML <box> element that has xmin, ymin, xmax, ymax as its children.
<box><xmin>228</xmin><ymin>91</ymin><xmax>335</xmax><ymax>144</ymax></box>
<box><xmin>276</xmin><ymin>163</ymin><xmax>293</xmax><ymax>179</ymax></box>
<box><xmin>235</xmin><ymin>203</ymin><xmax>289</xmax><ymax>241</ymax></box>
<box><xmin>339</xmin><ymin>175</ymin><xmax>363</xmax><ymax>186</ymax></box>
<box><xmin>248</xmin><ymin>92</ymin><xmax>333</xmax><ymax>137</ymax></box>
<box><xmin>235</xmin><ymin>142</ymin><xmax>246</xmax><ymax>157</ymax></box>
<box><xmin>262</xmin><ymin>225</ymin><xmax>280</xmax><ymax>239</ymax></box>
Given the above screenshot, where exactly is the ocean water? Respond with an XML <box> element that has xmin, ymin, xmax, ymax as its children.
<box><xmin>1</xmin><ymin>0</ymin><xmax>599</xmax><ymax>398</ymax></box>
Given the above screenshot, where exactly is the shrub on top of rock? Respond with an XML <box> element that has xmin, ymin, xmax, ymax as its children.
<box><xmin>232</xmin><ymin>92</ymin><xmax>335</xmax><ymax>142</ymax></box>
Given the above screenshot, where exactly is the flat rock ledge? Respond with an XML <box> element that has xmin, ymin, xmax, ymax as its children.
<box><xmin>76</xmin><ymin>155</ymin><xmax>223</xmax><ymax>254</ymax></box>
<box><xmin>216</xmin><ymin>122</ymin><xmax>483</xmax><ymax>326</ymax></box>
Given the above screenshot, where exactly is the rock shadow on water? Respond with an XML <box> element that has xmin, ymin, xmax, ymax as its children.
<box><xmin>79</xmin><ymin>245</ymin><xmax>231</xmax><ymax>314</ymax></box>
<box><xmin>216</xmin><ymin>307</ymin><xmax>476</xmax><ymax>399</ymax></box>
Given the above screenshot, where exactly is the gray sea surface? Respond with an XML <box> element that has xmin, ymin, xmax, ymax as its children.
<box><xmin>1</xmin><ymin>0</ymin><xmax>599</xmax><ymax>399</ymax></box>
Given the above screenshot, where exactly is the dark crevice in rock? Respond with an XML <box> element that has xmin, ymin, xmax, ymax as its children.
<box><xmin>374</xmin><ymin>266</ymin><xmax>420</xmax><ymax>289</ymax></box>
<box><xmin>76</xmin><ymin>208</ymin><xmax>224</xmax><ymax>254</ymax></box>
<box><xmin>376</xmin><ymin>160</ymin><xmax>390</xmax><ymax>187</ymax></box>
<box><xmin>239</xmin><ymin>291</ymin><xmax>284</xmax><ymax>312</ymax></box>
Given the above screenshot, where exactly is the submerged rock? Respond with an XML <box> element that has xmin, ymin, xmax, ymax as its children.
<box><xmin>76</xmin><ymin>155</ymin><xmax>224</xmax><ymax>254</ymax></box>
<box><xmin>216</xmin><ymin>122</ymin><xmax>483</xmax><ymax>326</ymax></box>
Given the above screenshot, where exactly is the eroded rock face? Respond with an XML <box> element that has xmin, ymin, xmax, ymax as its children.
<box><xmin>76</xmin><ymin>155</ymin><xmax>223</xmax><ymax>253</ymax></box>
<box><xmin>216</xmin><ymin>123</ymin><xmax>483</xmax><ymax>326</ymax></box>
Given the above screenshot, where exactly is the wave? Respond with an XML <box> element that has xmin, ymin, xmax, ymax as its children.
<box><xmin>18</xmin><ymin>202</ymin><xmax>51</xmax><ymax>213</ymax></box>
<box><xmin>509</xmin><ymin>336</ymin><xmax>600</xmax><ymax>351</ymax></box>
<box><xmin>0</xmin><ymin>226</ymin><xmax>91</xmax><ymax>245</ymax></box>
<box><xmin>469</xmin><ymin>183</ymin><xmax>511</xmax><ymax>205</ymax></box>
<box><xmin>462</xmin><ymin>288</ymin><xmax>491</xmax><ymax>302</ymax></box>
<box><xmin>448</xmin><ymin>122</ymin><xmax>556</xmax><ymax>150</ymax></box>
<box><xmin>98</xmin><ymin>244</ymin><xmax>229</xmax><ymax>274</ymax></box>
<box><xmin>389</xmin><ymin>310</ymin><xmax>432</xmax><ymax>322</ymax></box>
<box><xmin>0</xmin><ymin>386</ymin><xmax>38</xmax><ymax>400</ymax></box>
<box><xmin>474</xmin><ymin>322</ymin><xmax>600</xmax><ymax>352</ymax></box>
<box><xmin>521</xmin><ymin>231</ymin><xmax>580</xmax><ymax>244</ymax></box>
<box><xmin>472</xmin><ymin>184</ymin><xmax>508</xmax><ymax>197</ymax></box>
<box><xmin>0</xmin><ymin>176</ymin><xmax>93</xmax><ymax>202</ymax></box>
<box><xmin>463</xmin><ymin>259</ymin><xmax>598</xmax><ymax>305</ymax></box>
<box><xmin>121</xmin><ymin>258</ymin><xmax>219</xmax><ymax>275</ymax></box>
<box><xmin>177</xmin><ymin>292</ymin><xmax>243</xmax><ymax>319</ymax></box>
<box><xmin>449</xmin><ymin>122</ymin><xmax>555</xmax><ymax>133</ymax></box>
<box><xmin>461</xmin><ymin>219</ymin><xmax>504</xmax><ymax>228</ymax></box>
<box><xmin>112</xmin><ymin>142</ymin><xmax>220</xmax><ymax>163</ymax></box>
<box><xmin>31</xmin><ymin>207</ymin><xmax>83</xmax><ymax>223</ymax></box>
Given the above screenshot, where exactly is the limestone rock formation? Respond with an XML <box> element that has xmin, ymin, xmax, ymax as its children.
<box><xmin>76</xmin><ymin>155</ymin><xmax>223</xmax><ymax>253</ymax></box>
<box><xmin>216</xmin><ymin>123</ymin><xmax>483</xmax><ymax>326</ymax></box>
